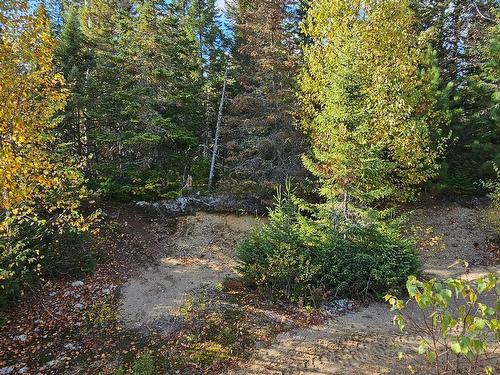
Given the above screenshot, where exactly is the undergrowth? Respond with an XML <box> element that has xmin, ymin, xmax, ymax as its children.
<box><xmin>237</xmin><ymin>187</ymin><xmax>420</xmax><ymax>303</ymax></box>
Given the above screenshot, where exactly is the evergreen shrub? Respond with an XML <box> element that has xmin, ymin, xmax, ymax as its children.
<box><xmin>237</xmin><ymin>189</ymin><xmax>420</xmax><ymax>303</ymax></box>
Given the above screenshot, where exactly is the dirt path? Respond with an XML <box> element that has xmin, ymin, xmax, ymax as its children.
<box><xmin>118</xmin><ymin>212</ymin><xmax>264</xmax><ymax>333</ymax></box>
<box><xmin>226</xmin><ymin>202</ymin><xmax>499</xmax><ymax>375</ymax></box>
<box><xmin>116</xmin><ymin>202</ymin><xmax>498</xmax><ymax>374</ymax></box>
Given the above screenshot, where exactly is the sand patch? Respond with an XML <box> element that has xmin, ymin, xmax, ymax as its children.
<box><xmin>118</xmin><ymin>212</ymin><xmax>264</xmax><ymax>333</ymax></box>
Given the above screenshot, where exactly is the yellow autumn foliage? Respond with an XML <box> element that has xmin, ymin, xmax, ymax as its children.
<box><xmin>0</xmin><ymin>2</ymin><xmax>91</xmax><ymax>235</ymax></box>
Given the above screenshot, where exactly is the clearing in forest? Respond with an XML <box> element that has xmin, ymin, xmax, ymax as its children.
<box><xmin>119</xmin><ymin>201</ymin><xmax>498</xmax><ymax>374</ymax></box>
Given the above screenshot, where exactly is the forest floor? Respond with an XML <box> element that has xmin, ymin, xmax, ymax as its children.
<box><xmin>0</xmin><ymin>199</ymin><xmax>499</xmax><ymax>374</ymax></box>
<box><xmin>227</xmin><ymin>201</ymin><xmax>500</xmax><ymax>375</ymax></box>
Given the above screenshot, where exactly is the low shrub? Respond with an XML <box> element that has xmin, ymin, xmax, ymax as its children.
<box><xmin>41</xmin><ymin>229</ymin><xmax>98</xmax><ymax>276</ymax></box>
<box><xmin>0</xmin><ymin>222</ymin><xmax>97</xmax><ymax>306</ymax></box>
<box><xmin>237</xmin><ymin>188</ymin><xmax>420</xmax><ymax>303</ymax></box>
<box><xmin>386</xmin><ymin>274</ymin><xmax>499</xmax><ymax>374</ymax></box>
<box><xmin>132</xmin><ymin>351</ymin><xmax>156</xmax><ymax>375</ymax></box>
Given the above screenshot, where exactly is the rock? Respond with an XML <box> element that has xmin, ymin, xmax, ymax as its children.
<box><xmin>74</xmin><ymin>303</ymin><xmax>84</xmax><ymax>310</ymax></box>
<box><xmin>18</xmin><ymin>368</ymin><xmax>28</xmax><ymax>374</ymax></box>
<box><xmin>49</xmin><ymin>292</ymin><xmax>57</xmax><ymax>297</ymax></box>
<box><xmin>322</xmin><ymin>299</ymin><xmax>354</xmax><ymax>316</ymax></box>
<box><xmin>63</xmin><ymin>291</ymin><xmax>75</xmax><ymax>297</ymax></box>
<box><xmin>13</xmin><ymin>335</ymin><xmax>27</xmax><ymax>342</ymax></box>
<box><xmin>151</xmin><ymin>315</ymin><xmax>184</xmax><ymax>335</ymax></box>
<box><xmin>63</xmin><ymin>343</ymin><xmax>80</xmax><ymax>351</ymax></box>
<box><xmin>135</xmin><ymin>193</ymin><xmax>266</xmax><ymax>215</ymax></box>
<box><xmin>0</xmin><ymin>366</ymin><xmax>15</xmax><ymax>375</ymax></box>
<box><xmin>71</xmin><ymin>280</ymin><xmax>84</xmax><ymax>287</ymax></box>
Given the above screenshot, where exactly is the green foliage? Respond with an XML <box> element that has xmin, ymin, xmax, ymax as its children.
<box><xmin>299</xmin><ymin>0</ymin><xmax>446</xmax><ymax>207</ymax></box>
<box><xmin>42</xmin><ymin>229</ymin><xmax>97</xmax><ymax>276</ymax></box>
<box><xmin>93</xmin><ymin>156</ymin><xmax>210</xmax><ymax>201</ymax></box>
<box><xmin>237</xmin><ymin>187</ymin><xmax>420</xmax><ymax>302</ymax></box>
<box><xmin>0</xmin><ymin>222</ymin><xmax>97</xmax><ymax>306</ymax></box>
<box><xmin>132</xmin><ymin>351</ymin><xmax>156</xmax><ymax>375</ymax></box>
<box><xmin>52</xmin><ymin>0</ymin><xmax>228</xmax><ymax>202</ymax></box>
<box><xmin>386</xmin><ymin>274</ymin><xmax>499</xmax><ymax>374</ymax></box>
<box><xmin>0</xmin><ymin>237</ymin><xmax>40</xmax><ymax>306</ymax></box>
<box><xmin>427</xmin><ymin>6</ymin><xmax>500</xmax><ymax>195</ymax></box>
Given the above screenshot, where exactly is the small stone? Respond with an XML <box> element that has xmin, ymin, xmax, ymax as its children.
<box><xmin>18</xmin><ymin>367</ymin><xmax>28</xmax><ymax>374</ymax></box>
<box><xmin>0</xmin><ymin>366</ymin><xmax>15</xmax><ymax>375</ymax></box>
<box><xmin>71</xmin><ymin>281</ymin><xmax>84</xmax><ymax>287</ymax></box>
<box><xmin>74</xmin><ymin>303</ymin><xmax>84</xmax><ymax>310</ymax></box>
<box><xmin>14</xmin><ymin>335</ymin><xmax>27</xmax><ymax>342</ymax></box>
<box><xmin>63</xmin><ymin>343</ymin><xmax>80</xmax><ymax>351</ymax></box>
<box><xmin>63</xmin><ymin>291</ymin><xmax>74</xmax><ymax>297</ymax></box>
<box><xmin>49</xmin><ymin>292</ymin><xmax>57</xmax><ymax>297</ymax></box>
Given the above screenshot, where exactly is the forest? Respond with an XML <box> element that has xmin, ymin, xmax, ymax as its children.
<box><xmin>1</xmin><ymin>0</ymin><xmax>499</xmax><ymax>374</ymax></box>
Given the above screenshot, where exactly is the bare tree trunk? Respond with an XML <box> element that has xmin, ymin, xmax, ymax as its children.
<box><xmin>208</xmin><ymin>66</ymin><xmax>228</xmax><ymax>190</ymax></box>
<box><xmin>81</xmin><ymin>0</ymin><xmax>92</xmax><ymax>160</ymax></box>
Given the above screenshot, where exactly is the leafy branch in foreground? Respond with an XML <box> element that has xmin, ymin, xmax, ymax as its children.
<box><xmin>385</xmin><ymin>274</ymin><xmax>499</xmax><ymax>375</ymax></box>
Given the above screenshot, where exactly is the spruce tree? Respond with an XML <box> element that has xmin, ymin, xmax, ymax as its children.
<box><xmin>221</xmin><ymin>0</ymin><xmax>305</xmax><ymax>198</ymax></box>
<box><xmin>56</xmin><ymin>5</ymin><xmax>91</xmax><ymax>157</ymax></box>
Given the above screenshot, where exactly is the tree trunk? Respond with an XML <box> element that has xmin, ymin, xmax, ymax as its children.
<box><xmin>208</xmin><ymin>66</ymin><xmax>228</xmax><ymax>190</ymax></box>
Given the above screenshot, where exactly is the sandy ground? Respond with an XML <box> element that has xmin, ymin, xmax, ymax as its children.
<box><xmin>412</xmin><ymin>202</ymin><xmax>498</xmax><ymax>279</ymax></box>
<box><xmin>118</xmin><ymin>212</ymin><xmax>264</xmax><ymax>333</ymax></box>
<box><xmin>117</xmin><ymin>202</ymin><xmax>499</xmax><ymax>374</ymax></box>
<box><xmin>227</xmin><ymin>202</ymin><xmax>499</xmax><ymax>375</ymax></box>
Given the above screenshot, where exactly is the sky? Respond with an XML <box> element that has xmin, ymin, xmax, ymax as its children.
<box><xmin>216</xmin><ymin>0</ymin><xmax>226</xmax><ymax>11</ymax></box>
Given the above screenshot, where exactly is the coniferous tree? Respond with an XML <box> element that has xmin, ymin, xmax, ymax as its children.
<box><xmin>221</xmin><ymin>0</ymin><xmax>305</xmax><ymax>199</ymax></box>
<box><xmin>56</xmin><ymin>5</ymin><xmax>91</xmax><ymax>157</ymax></box>
<box><xmin>74</xmin><ymin>0</ymin><xmax>219</xmax><ymax>199</ymax></box>
<box><xmin>299</xmin><ymin>0</ymin><xmax>446</xmax><ymax>214</ymax></box>
<box><xmin>413</xmin><ymin>0</ymin><xmax>500</xmax><ymax>192</ymax></box>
